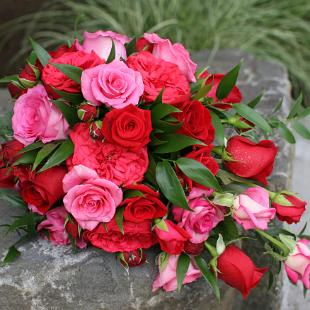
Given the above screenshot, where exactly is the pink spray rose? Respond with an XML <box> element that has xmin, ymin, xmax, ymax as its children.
<box><xmin>143</xmin><ymin>33</ymin><xmax>197</xmax><ymax>82</ymax></box>
<box><xmin>152</xmin><ymin>254</ymin><xmax>201</xmax><ymax>292</ymax></box>
<box><xmin>81</xmin><ymin>60</ymin><xmax>144</xmax><ymax>108</ymax></box>
<box><xmin>76</xmin><ymin>30</ymin><xmax>130</xmax><ymax>60</ymax></box>
<box><xmin>37</xmin><ymin>206</ymin><xmax>69</xmax><ymax>246</ymax></box>
<box><xmin>63</xmin><ymin>164</ymin><xmax>123</xmax><ymax>230</ymax></box>
<box><xmin>12</xmin><ymin>85</ymin><xmax>69</xmax><ymax>145</ymax></box>
<box><xmin>284</xmin><ymin>239</ymin><xmax>310</xmax><ymax>289</ymax></box>
<box><xmin>173</xmin><ymin>188</ymin><xmax>224</xmax><ymax>243</ymax></box>
<box><xmin>233</xmin><ymin>187</ymin><xmax>276</xmax><ymax>230</ymax></box>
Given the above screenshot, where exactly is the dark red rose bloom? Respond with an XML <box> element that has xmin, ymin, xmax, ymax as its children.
<box><xmin>184</xmin><ymin>241</ymin><xmax>205</xmax><ymax>256</ymax></box>
<box><xmin>127</xmin><ymin>51</ymin><xmax>190</xmax><ymax>104</ymax></box>
<box><xmin>154</xmin><ymin>219</ymin><xmax>191</xmax><ymax>255</ymax></box>
<box><xmin>136</xmin><ymin>37</ymin><xmax>153</xmax><ymax>52</ymax></box>
<box><xmin>272</xmin><ymin>194</ymin><xmax>307</xmax><ymax>224</ymax></box>
<box><xmin>225</xmin><ymin>136</ymin><xmax>277</xmax><ymax>186</ymax></box>
<box><xmin>84</xmin><ymin>219</ymin><xmax>157</xmax><ymax>253</ymax></box>
<box><xmin>42</xmin><ymin>51</ymin><xmax>104</xmax><ymax>98</ymax></box>
<box><xmin>123</xmin><ymin>184</ymin><xmax>167</xmax><ymax>222</ymax></box>
<box><xmin>174</xmin><ymin>100</ymin><xmax>215</xmax><ymax>145</ymax></box>
<box><xmin>200</xmin><ymin>71</ymin><xmax>242</xmax><ymax>110</ymax></box>
<box><xmin>102</xmin><ymin>104</ymin><xmax>152</xmax><ymax>150</ymax></box>
<box><xmin>217</xmin><ymin>245</ymin><xmax>267</xmax><ymax>299</ymax></box>
<box><xmin>14</xmin><ymin>165</ymin><xmax>67</xmax><ymax>214</ymax></box>
<box><xmin>120</xmin><ymin>249</ymin><xmax>147</xmax><ymax>268</ymax></box>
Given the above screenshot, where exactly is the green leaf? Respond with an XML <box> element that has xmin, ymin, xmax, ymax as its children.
<box><xmin>176</xmin><ymin>157</ymin><xmax>221</xmax><ymax>191</ymax></box>
<box><xmin>176</xmin><ymin>254</ymin><xmax>190</xmax><ymax>290</ymax></box>
<box><xmin>210</xmin><ymin>111</ymin><xmax>224</xmax><ymax>145</ymax></box>
<box><xmin>287</xmin><ymin>94</ymin><xmax>303</xmax><ymax>119</ymax></box>
<box><xmin>194</xmin><ymin>82</ymin><xmax>212</xmax><ymax>100</ymax></box>
<box><xmin>29</xmin><ymin>37</ymin><xmax>51</xmax><ymax>66</ymax></box>
<box><xmin>216</xmin><ymin>62</ymin><xmax>241</xmax><ymax>100</ymax></box>
<box><xmin>1</xmin><ymin>246</ymin><xmax>21</xmax><ymax>266</ymax></box>
<box><xmin>125</xmin><ymin>37</ymin><xmax>136</xmax><ymax>56</ymax></box>
<box><xmin>106</xmin><ymin>39</ymin><xmax>116</xmax><ymax>63</ymax></box>
<box><xmin>247</xmin><ymin>94</ymin><xmax>263</xmax><ymax>109</ymax></box>
<box><xmin>292</xmin><ymin>121</ymin><xmax>310</xmax><ymax>140</ymax></box>
<box><xmin>52</xmin><ymin>100</ymin><xmax>79</xmax><ymax>127</ymax></box>
<box><xmin>32</xmin><ymin>143</ymin><xmax>60</xmax><ymax>170</ymax></box>
<box><xmin>51</xmin><ymin>64</ymin><xmax>82</xmax><ymax>83</ymax></box>
<box><xmin>155</xmin><ymin>161</ymin><xmax>190</xmax><ymax>210</ymax></box>
<box><xmin>13</xmin><ymin>149</ymin><xmax>38</xmax><ymax>166</ymax></box>
<box><xmin>0</xmin><ymin>75</ymin><xmax>19</xmax><ymax>83</ymax></box>
<box><xmin>0</xmin><ymin>189</ymin><xmax>27</xmax><ymax>208</ymax></box>
<box><xmin>19</xmin><ymin>141</ymin><xmax>44</xmax><ymax>154</ymax></box>
<box><xmin>233</xmin><ymin>104</ymin><xmax>272</xmax><ymax>133</ymax></box>
<box><xmin>278</xmin><ymin>122</ymin><xmax>296</xmax><ymax>144</ymax></box>
<box><xmin>39</xmin><ymin>139</ymin><xmax>74</xmax><ymax>172</ymax></box>
<box><xmin>151</xmin><ymin>103</ymin><xmax>181</xmax><ymax>121</ymax></box>
<box><xmin>123</xmin><ymin>190</ymin><xmax>144</xmax><ymax>200</ymax></box>
<box><xmin>52</xmin><ymin>88</ymin><xmax>84</xmax><ymax>104</ymax></box>
<box><xmin>115</xmin><ymin>206</ymin><xmax>125</xmax><ymax>234</ymax></box>
<box><xmin>154</xmin><ymin>134</ymin><xmax>205</xmax><ymax>153</ymax></box>
<box><xmin>194</xmin><ymin>256</ymin><xmax>221</xmax><ymax>302</ymax></box>
<box><xmin>214</xmin><ymin>216</ymin><xmax>239</xmax><ymax>242</ymax></box>
<box><xmin>155</xmin><ymin>218</ymin><xmax>169</xmax><ymax>231</ymax></box>
<box><xmin>272</xmin><ymin>98</ymin><xmax>283</xmax><ymax>114</ymax></box>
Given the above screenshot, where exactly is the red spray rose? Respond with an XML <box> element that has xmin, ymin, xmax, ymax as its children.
<box><xmin>225</xmin><ymin>136</ymin><xmax>277</xmax><ymax>185</ymax></box>
<box><xmin>136</xmin><ymin>37</ymin><xmax>154</xmax><ymax>52</ymax></box>
<box><xmin>83</xmin><ymin>219</ymin><xmax>157</xmax><ymax>252</ymax></box>
<box><xmin>184</xmin><ymin>241</ymin><xmax>205</xmax><ymax>256</ymax></box>
<box><xmin>217</xmin><ymin>245</ymin><xmax>268</xmax><ymax>299</ymax></box>
<box><xmin>77</xmin><ymin>103</ymin><xmax>98</xmax><ymax>122</ymax></box>
<box><xmin>127</xmin><ymin>51</ymin><xmax>190</xmax><ymax>104</ymax></box>
<box><xmin>123</xmin><ymin>184</ymin><xmax>167</xmax><ymax>222</ymax></box>
<box><xmin>120</xmin><ymin>249</ymin><xmax>147</xmax><ymax>267</ymax></box>
<box><xmin>154</xmin><ymin>219</ymin><xmax>191</xmax><ymax>255</ymax></box>
<box><xmin>14</xmin><ymin>165</ymin><xmax>67</xmax><ymax>214</ymax></box>
<box><xmin>42</xmin><ymin>51</ymin><xmax>104</xmax><ymax>98</ymax></box>
<box><xmin>102</xmin><ymin>104</ymin><xmax>152</xmax><ymax>150</ymax></box>
<box><xmin>174</xmin><ymin>100</ymin><xmax>215</xmax><ymax>145</ymax></box>
<box><xmin>272</xmin><ymin>194</ymin><xmax>307</xmax><ymax>224</ymax></box>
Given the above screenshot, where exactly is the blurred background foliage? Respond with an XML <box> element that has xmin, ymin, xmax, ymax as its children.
<box><xmin>0</xmin><ymin>0</ymin><xmax>309</xmax><ymax>101</ymax></box>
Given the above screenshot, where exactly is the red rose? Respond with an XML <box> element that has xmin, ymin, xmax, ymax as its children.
<box><xmin>218</xmin><ymin>245</ymin><xmax>267</xmax><ymax>299</ymax></box>
<box><xmin>102</xmin><ymin>104</ymin><xmax>152</xmax><ymax>150</ymax></box>
<box><xmin>42</xmin><ymin>51</ymin><xmax>104</xmax><ymax>98</ymax></box>
<box><xmin>14</xmin><ymin>165</ymin><xmax>67</xmax><ymax>214</ymax></box>
<box><xmin>225</xmin><ymin>136</ymin><xmax>277</xmax><ymax>185</ymax></box>
<box><xmin>120</xmin><ymin>249</ymin><xmax>147</xmax><ymax>267</ymax></box>
<box><xmin>123</xmin><ymin>184</ymin><xmax>167</xmax><ymax>222</ymax></box>
<box><xmin>77</xmin><ymin>103</ymin><xmax>98</xmax><ymax>122</ymax></box>
<box><xmin>127</xmin><ymin>51</ymin><xmax>190</xmax><ymax>104</ymax></box>
<box><xmin>174</xmin><ymin>100</ymin><xmax>215</xmax><ymax>145</ymax></box>
<box><xmin>136</xmin><ymin>37</ymin><xmax>153</xmax><ymax>52</ymax></box>
<box><xmin>184</xmin><ymin>241</ymin><xmax>204</xmax><ymax>256</ymax></box>
<box><xmin>272</xmin><ymin>194</ymin><xmax>307</xmax><ymax>224</ymax></box>
<box><xmin>154</xmin><ymin>219</ymin><xmax>191</xmax><ymax>254</ymax></box>
<box><xmin>200</xmin><ymin>71</ymin><xmax>242</xmax><ymax>110</ymax></box>
<box><xmin>49</xmin><ymin>44</ymin><xmax>77</xmax><ymax>58</ymax></box>
<box><xmin>84</xmin><ymin>219</ymin><xmax>157</xmax><ymax>252</ymax></box>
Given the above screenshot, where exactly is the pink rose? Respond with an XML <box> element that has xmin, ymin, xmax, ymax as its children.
<box><xmin>233</xmin><ymin>187</ymin><xmax>276</xmax><ymax>230</ymax></box>
<box><xmin>12</xmin><ymin>85</ymin><xmax>69</xmax><ymax>145</ymax></box>
<box><xmin>37</xmin><ymin>206</ymin><xmax>69</xmax><ymax>246</ymax></box>
<box><xmin>143</xmin><ymin>33</ymin><xmax>197</xmax><ymax>82</ymax></box>
<box><xmin>173</xmin><ymin>188</ymin><xmax>224</xmax><ymax>243</ymax></box>
<box><xmin>75</xmin><ymin>30</ymin><xmax>130</xmax><ymax>60</ymax></box>
<box><xmin>81</xmin><ymin>60</ymin><xmax>144</xmax><ymax>108</ymax></box>
<box><xmin>152</xmin><ymin>254</ymin><xmax>201</xmax><ymax>292</ymax></box>
<box><xmin>284</xmin><ymin>239</ymin><xmax>310</xmax><ymax>289</ymax></box>
<box><xmin>63</xmin><ymin>165</ymin><xmax>123</xmax><ymax>230</ymax></box>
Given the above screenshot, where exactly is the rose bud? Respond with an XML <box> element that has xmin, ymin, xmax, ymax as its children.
<box><xmin>184</xmin><ymin>241</ymin><xmax>205</xmax><ymax>256</ymax></box>
<box><xmin>90</xmin><ymin>120</ymin><xmax>104</xmax><ymax>139</ymax></box>
<box><xmin>271</xmin><ymin>193</ymin><xmax>307</xmax><ymax>224</ymax></box>
<box><xmin>136</xmin><ymin>37</ymin><xmax>154</xmax><ymax>52</ymax></box>
<box><xmin>227</xmin><ymin>115</ymin><xmax>254</xmax><ymax>132</ymax></box>
<box><xmin>224</xmin><ymin>136</ymin><xmax>278</xmax><ymax>185</ymax></box>
<box><xmin>154</xmin><ymin>219</ymin><xmax>191</xmax><ymax>255</ymax></box>
<box><xmin>217</xmin><ymin>245</ymin><xmax>268</xmax><ymax>299</ymax></box>
<box><xmin>77</xmin><ymin>103</ymin><xmax>98</xmax><ymax>122</ymax></box>
<box><xmin>284</xmin><ymin>239</ymin><xmax>310</xmax><ymax>289</ymax></box>
<box><xmin>119</xmin><ymin>249</ymin><xmax>147</xmax><ymax>268</ymax></box>
<box><xmin>65</xmin><ymin>216</ymin><xmax>88</xmax><ymax>249</ymax></box>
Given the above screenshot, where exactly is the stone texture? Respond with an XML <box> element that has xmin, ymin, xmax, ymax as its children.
<box><xmin>0</xmin><ymin>49</ymin><xmax>293</xmax><ymax>310</ymax></box>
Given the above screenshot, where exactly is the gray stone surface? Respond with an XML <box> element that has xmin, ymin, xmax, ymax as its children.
<box><xmin>0</xmin><ymin>50</ymin><xmax>294</xmax><ymax>310</ymax></box>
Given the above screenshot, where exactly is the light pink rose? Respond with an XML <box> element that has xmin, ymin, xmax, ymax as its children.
<box><xmin>284</xmin><ymin>239</ymin><xmax>310</xmax><ymax>289</ymax></box>
<box><xmin>12</xmin><ymin>85</ymin><xmax>69</xmax><ymax>145</ymax></box>
<box><xmin>81</xmin><ymin>60</ymin><xmax>144</xmax><ymax>108</ymax></box>
<box><xmin>37</xmin><ymin>206</ymin><xmax>69</xmax><ymax>246</ymax></box>
<box><xmin>152</xmin><ymin>254</ymin><xmax>201</xmax><ymax>292</ymax></box>
<box><xmin>173</xmin><ymin>188</ymin><xmax>224</xmax><ymax>243</ymax></box>
<box><xmin>144</xmin><ymin>33</ymin><xmax>197</xmax><ymax>83</ymax></box>
<box><xmin>233</xmin><ymin>187</ymin><xmax>276</xmax><ymax>230</ymax></box>
<box><xmin>63</xmin><ymin>165</ymin><xmax>123</xmax><ymax>230</ymax></box>
<box><xmin>75</xmin><ymin>30</ymin><xmax>130</xmax><ymax>60</ymax></box>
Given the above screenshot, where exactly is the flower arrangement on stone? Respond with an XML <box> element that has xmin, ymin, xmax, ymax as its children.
<box><xmin>0</xmin><ymin>30</ymin><xmax>309</xmax><ymax>300</ymax></box>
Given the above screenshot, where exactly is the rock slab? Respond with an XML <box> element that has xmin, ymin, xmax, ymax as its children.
<box><xmin>0</xmin><ymin>50</ymin><xmax>293</xmax><ymax>310</ymax></box>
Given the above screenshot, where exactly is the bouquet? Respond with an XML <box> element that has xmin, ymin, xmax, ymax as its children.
<box><xmin>0</xmin><ymin>30</ymin><xmax>309</xmax><ymax>300</ymax></box>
